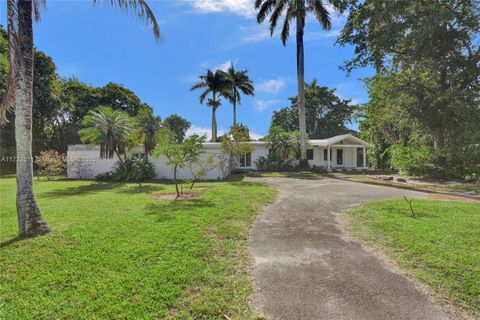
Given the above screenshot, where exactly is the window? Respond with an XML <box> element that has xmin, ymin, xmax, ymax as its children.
<box><xmin>131</xmin><ymin>153</ymin><xmax>145</xmax><ymax>159</ymax></box>
<box><xmin>356</xmin><ymin>148</ymin><xmax>364</xmax><ymax>167</ymax></box>
<box><xmin>323</xmin><ymin>149</ymin><xmax>332</xmax><ymax>161</ymax></box>
<box><xmin>307</xmin><ymin>149</ymin><xmax>314</xmax><ymax>160</ymax></box>
<box><xmin>239</xmin><ymin>152</ymin><xmax>251</xmax><ymax>167</ymax></box>
<box><xmin>336</xmin><ymin>149</ymin><xmax>343</xmax><ymax>165</ymax></box>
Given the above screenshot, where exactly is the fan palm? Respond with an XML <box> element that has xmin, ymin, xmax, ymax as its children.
<box><xmin>135</xmin><ymin>107</ymin><xmax>162</xmax><ymax>160</ymax></box>
<box><xmin>79</xmin><ymin>106</ymin><xmax>134</xmax><ymax>162</ymax></box>
<box><xmin>255</xmin><ymin>0</ymin><xmax>339</xmax><ymax>167</ymax></box>
<box><xmin>190</xmin><ymin>69</ymin><xmax>231</xmax><ymax>142</ymax></box>
<box><xmin>0</xmin><ymin>0</ymin><xmax>159</xmax><ymax>237</ymax></box>
<box><xmin>224</xmin><ymin>63</ymin><xmax>254</xmax><ymax>127</ymax></box>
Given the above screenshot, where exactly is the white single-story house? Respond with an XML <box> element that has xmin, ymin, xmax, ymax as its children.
<box><xmin>67</xmin><ymin>134</ymin><xmax>372</xmax><ymax>180</ymax></box>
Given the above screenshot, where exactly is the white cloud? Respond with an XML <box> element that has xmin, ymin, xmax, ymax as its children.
<box><xmin>186</xmin><ymin>0</ymin><xmax>256</xmax><ymax>18</ymax></box>
<box><xmin>256</xmin><ymin>78</ymin><xmax>286</xmax><ymax>95</ymax></box>
<box><xmin>187</xmin><ymin>124</ymin><xmax>263</xmax><ymax>140</ymax></box>
<box><xmin>186</xmin><ymin>125</ymin><xmax>225</xmax><ymax>141</ymax></box>
<box><xmin>255</xmin><ymin>99</ymin><xmax>281</xmax><ymax>112</ymax></box>
<box><xmin>215</xmin><ymin>60</ymin><xmax>233</xmax><ymax>71</ymax></box>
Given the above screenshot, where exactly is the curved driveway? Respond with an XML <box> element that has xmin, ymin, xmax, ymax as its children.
<box><xmin>249</xmin><ymin>176</ymin><xmax>449</xmax><ymax>320</ymax></box>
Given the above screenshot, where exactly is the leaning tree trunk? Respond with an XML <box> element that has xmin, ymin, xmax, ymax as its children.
<box><xmin>296</xmin><ymin>9</ymin><xmax>308</xmax><ymax>168</ymax></box>
<box><xmin>13</xmin><ymin>0</ymin><xmax>51</xmax><ymax>237</ymax></box>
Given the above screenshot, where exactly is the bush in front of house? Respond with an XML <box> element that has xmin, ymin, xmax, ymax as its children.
<box><xmin>255</xmin><ymin>153</ymin><xmax>295</xmax><ymax>171</ymax></box>
<box><xmin>96</xmin><ymin>158</ymin><xmax>155</xmax><ymax>182</ymax></box>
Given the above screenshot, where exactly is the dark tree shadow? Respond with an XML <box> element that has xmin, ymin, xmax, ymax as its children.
<box><xmin>0</xmin><ymin>237</ymin><xmax>22</xmax><ymax>249</ymax></box>
<box><xmin>144</xmin><ymin>199</ymin><xmax>215</xmax><ymax>223</ymax></box>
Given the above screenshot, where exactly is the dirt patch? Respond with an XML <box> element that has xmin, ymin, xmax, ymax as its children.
<box><xmin>428</xmin><ymin>193</ymin><xmax>480</xmax><ymax>203</ymax></box>
<box><xmin>148</xmin><ymin>192</ymin><xmax>202</xmax><ymax>201</ymax></box>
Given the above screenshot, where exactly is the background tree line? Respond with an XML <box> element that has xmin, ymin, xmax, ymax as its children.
<box><xmin>0</xmin><ymin>26</ymin><xmax>191</xmax><ymax>172</ymax></box>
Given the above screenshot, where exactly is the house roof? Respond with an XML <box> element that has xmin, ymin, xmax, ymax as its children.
<box><xmin>308</xmin><ymin>134</ymin><xmax>372</xmax><ymax>147</ymax></box>
<box><xmin>68</xmin><ymin>134</ymin><xmax>372</xmax><ymax>151</ymax></box>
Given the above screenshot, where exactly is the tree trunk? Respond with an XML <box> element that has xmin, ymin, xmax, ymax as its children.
<box><xmin>296</xmin><ymin>7</ymin><xmax>308</xmax><ymax>168</ymax></box>
<box><xmin>173</xmin><ymin>164</ymin><xmax>180</xmax><ymax>199</ymax></box>
<box><xmin>233</xmin><ymin>88</ymin><xmax>237</xmax><ymax>127</ymax></box>
<box><xmin>211</xmin><ymin>92</ymin><xmax>217</xmax><ymax>142</ymax></box>
<box><xmin>14</xmin><ymin>0</ymin><xmax>51</xmax><ymax>237</ymax></box>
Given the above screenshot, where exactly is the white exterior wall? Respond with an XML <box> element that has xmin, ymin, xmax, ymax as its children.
<box><xmin>67</xmin><ymin>145</ymin><xmax>226</xmax><ymax>180</ymax></box>
<box><xmin>67</xmin><ymin>135</ymin><xmax>369</xmax><ymax>180</ymax></box>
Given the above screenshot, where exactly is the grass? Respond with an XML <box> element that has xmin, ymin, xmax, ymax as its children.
<box><xmin>341</xmin><ymin>199</ymin><xmax>480</xmax><ymax>318</ymax></box>
<box><xmin>0</xmin><ymin>177</ymin><xmax>275</xmax><ymax>319</ymax></box>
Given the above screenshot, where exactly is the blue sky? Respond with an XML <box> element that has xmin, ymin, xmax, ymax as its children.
<box><xmin>0</xmin><ymin>0</ymin><xmax>374</xmax><ymax>139</ymax></box>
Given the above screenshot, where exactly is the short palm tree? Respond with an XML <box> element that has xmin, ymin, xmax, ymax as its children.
<box><xmin>190</xmin><ymin>70</ymin><xmax>231</xmax><ymax>142</ymax></box>
<box><xmin>135</xmin><ymin>107</ymin><xmax>162</xmax><ymax>160</ymax></box>
<box><xmin>0</xmin><ymin>0</ymin><xmax>159</xmax><ymax>237</ymax></box>
<box><xmin>79</xmin><ymin>106</ymin><xmax>134</xmax><ymax>162</ymax></box>
<box><xmin>224</xmin><ymin>63</ymin><xmax>254</xmax><ymax>127</ymax></box>
<box><xmin>255</xmin><ymin>0</ymin><xmax>339</xmax><ymax>167</ymax></box>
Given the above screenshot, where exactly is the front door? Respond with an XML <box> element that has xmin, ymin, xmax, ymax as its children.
<box><xmin>356</xmin><ymin>148</ymin><xmax>363</xmax><ymax>167</ymax></box>
<box><xmin>336</xmin><ymin>149</ymin><xmax>343</xmax><ymax>166</ymax></box>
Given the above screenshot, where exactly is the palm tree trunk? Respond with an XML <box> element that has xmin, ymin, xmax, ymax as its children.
<box><xmin>233</xmin><ymin>88</ymin><xmax>237</xmax><ymax>127</ymax></box>
<box><xmin>14</xmin><ymin>0</ymin><xmax>51</xmax><ymax>237</ymax></box>
<box><xmin>296</xmin><ymin>7</ymin><xmax>308</xmax><ymax>168</ymax></box>
<box><xmin>211</xmin><ymin>92</ymin><xmax>217</xmax><ymax>142</ymax></box>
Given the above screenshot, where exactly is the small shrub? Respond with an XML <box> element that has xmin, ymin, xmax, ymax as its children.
<box><xmin>95</xmin><ymin>172</ymin><xmax>114</xmax><ymax>181</ymax></box>
<box><xmin>109</xmin><ymin>158</ymin><xmax>155</xmax><ymax>183</ymax></box>
<box><xmin>255</xmin><ymin>153</ymin><xmax>295</xmax><ymax>171</ymax></box>
<box><xmin>35</xmin><ymin>150</ymin><xmax>66</xmax><ymax>180</ymax></box>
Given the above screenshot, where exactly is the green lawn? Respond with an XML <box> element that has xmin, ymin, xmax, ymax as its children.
<box><xmin>0</xmin><ymin>177</ymin><xmax>275</xmax><ymax>319</ymax></box>
<box><xmin>341</xmin><ymin>199</ymin><xmax>480</xmax><ymax>317</ymax></box>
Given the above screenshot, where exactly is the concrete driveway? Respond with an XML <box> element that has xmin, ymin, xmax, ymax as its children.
<box><xmin>248</xmin><ymin>176</ymin><xmax>449</xmax><ymax>320</ymax></box>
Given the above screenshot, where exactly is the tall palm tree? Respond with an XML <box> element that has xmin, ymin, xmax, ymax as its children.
<box><xmin>135</xmin><ymin>107</ymin><xmax>162</xmax><ymax>160</ymax></box>
<box><xmin>79</xmin><ymin>106</ymin><xmax>134</xmax><ymax>163</ymax></box>
<box><xmin>0</xmin><ymin>0</ymin><xmax>160</xmax><ymax>237</ymax></box>
<box><xmin>255</xmin><ymin>0</ymin><xmax>338</xmax><ymax>167</ymax></box>
<box><xmin>190</xmin><ymin>69</ymin><xmax>231</xmax><ymax>142</ymax></box>
<box><xmin>224</xmin><ymin>63</ymin><xmax>254</xmax><ymax>127</ymax></box>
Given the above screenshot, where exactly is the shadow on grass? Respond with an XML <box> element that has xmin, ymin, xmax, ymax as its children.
<box><xmin>41</xmin><ymin>181</ymin><xmax>165</xmax><ymax>198</ymax></box>
<box><xmin>144</xmin><ymin>198</ymin><xmax>215</xmax><ymax>223</ymax></box>
<box><xmin>0</xmin><ymin>237</ymin><xmax>22</xmax><ymax>249</ymax></box>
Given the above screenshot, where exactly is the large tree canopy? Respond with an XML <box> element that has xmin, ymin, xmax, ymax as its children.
<box><xmin>270</xmin><ymin>80</ymin><xmax>356</xmax><ymax>139</ymax></box>
<box><xmin>338</xmin><ymin>0</ymin><xmax>480</xmax><ymax>178</ymax></box>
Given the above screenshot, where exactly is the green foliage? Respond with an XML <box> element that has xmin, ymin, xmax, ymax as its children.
<box><xmin>187</xmin><ymin>155</ymin><xmax>218</xmax><ymax>188</ymax></box>
<box><xmin>224</xmin><ymin>63</ymin><xmax>254</xmax><ymax>125</ymax></box>
<box><xmin>79</xmin><ymin>106</ymin><xmax>134</xmax><ymax>160</ymax></box>
<box><xmin>389</xmin><ymin>144</ymin><xmax>434</xmax><ymax>177</ymax></box>
<box><xmin>134</xmin><ymin>107</ymin><xmax>162</xmax><ymax>158</ymax></box>
<box><xmin>339</xmin><ymin>0</ymin><xmax>480</xmax><ymax>179</ymax></box>
<box><xmin>271</xmin><ymin>80</ymin><xmax>355</xmax><ymax>139</ymax></box>
<box><xmin>153</xmin><ymin>132</ymin><xmax>206</xmax><ymax>197</ymax></box>
<box><xmin>219</xmin><ymin>125</ymin><xmax>254</xmax><ymax>177</ymax></box>
<box><xmin>265</xmin><ymin>126</ymin><xmax>300</xmax><ymax>161</ymax></box>
<box><xmin>163</xmin><ymin>114</ymin><xmax>191</xmax><ymax>143</ymax></box>
<box><xmin>108</xmin><ymin>158</ymin><xmax>155</xmax><ymax>182</ymax></box>
<box><xmin>255</xmin><ymin>153</ymin><xmax>295</xmax><ymax>171</ymax></box>
<box><xmin>34</xmin><ymin>150</ymin><xmax>66</xmax><ymax>180</ymax></box>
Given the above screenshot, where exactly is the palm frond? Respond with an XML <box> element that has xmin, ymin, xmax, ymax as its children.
<box><xmin>256</xmin><ymin>0</ymin><xmax>276</xmax><ymax>23</ymax></box>
<box><xmin>281</xmin><ymin>6</ymin><xmax>296</xmax><ymax>45</ymax></box>
<box><xmin>94</xmin><ymin>0</ymin><xmax>161</xmax><ymax>41</ymax></box>
<box><xmin>269</xmin><ymin>0</ymin><xmax>288</xmax><ymax>35</ymax></box>
<box><xmin>33</xmin><ymin>0</ymin><xmax>46</xmax><ymax>21</ymax></box>
<box><xmin>308</xmin><ymin>0</ymin><xmax>331</xmax><ymax>29</ymax></box>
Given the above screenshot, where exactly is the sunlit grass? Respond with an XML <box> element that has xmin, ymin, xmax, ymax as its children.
<box><xmin>0</xmin><ymin>177</ymin><xmax>275</xmax><ymax>319</ymax></box>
